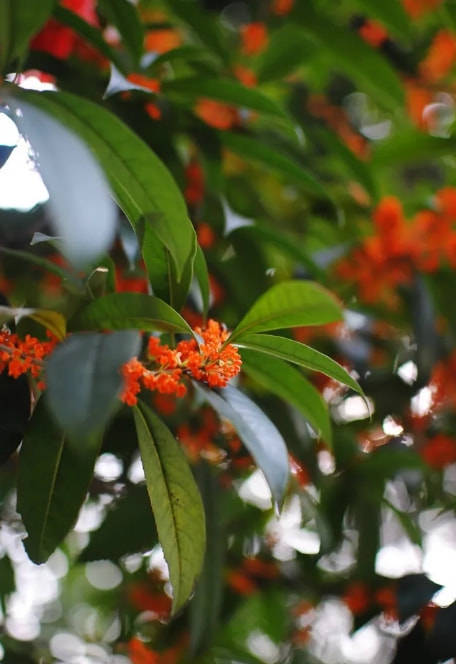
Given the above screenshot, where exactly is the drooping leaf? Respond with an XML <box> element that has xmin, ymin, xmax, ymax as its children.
<box><xmin>163</xmin><ymin>77</ymin><xmax>287</xmax><ymax>119</ymax></box>
<box><xmin>79</xmin><ymin>484</ymin><xmax>157</xmax><ymax>561</ymax></box>
<box><xmin>0</xmin><ymin>0</ymin><xmax>55</xmax><ymax>72</ymax></box>
<box><xmin>0</xmin><ymin>372</ymin><xmax>30</xmax><ymax>465</ymax></box>
<box><xmin>133</xmin><ymin>401</ymin><xmax>206</xmax><ymax>613</ymax></box>
<box><xmin>8</xmin><ymin>98</ymin><xmax>117</xmax><ymax>269</ymax></box>
<box><xmin>97</xmin><ymin>0</ymin><xmax>144</xmax><ymax>63</ymax></box>
<box><xmin>195</xmin><ymin>384</ymin><xmax>289</xmax><ymax>504</ymax></box>
<box><xmin>220</xmin><ymin>132</ymin><xmax>330</xmax><ymax>201</ymax></box>
<box><xmin>228</xmin><ymin>280</ymin><xmax>342</xmax><ymax>343</ymax></box>
<box><xmin>294</xmin><ymin>3</ymin><xmax>404</xmax><ymax>110</ymax></box>
<box><xmin>70</xmin><ymin>292</ymin><xmax>193</xmax><ymax>335</ymax></box>
<box><xmin>165</xmin><ymin>0</ymin><xmax>228</xmax><ymax>62</ymax></box>
<box><xmin>0</xmin><ymin>306</ymin><xmax>66</xmax><ymax>340</ymax></box>
<box><xmin>236</xmin><ymin>333</ymin><xmax>362</xmax><ymax>395</ymax></box>
<box><xmin>17</xmin><ymin>399</ymin><xmax>100</xmax><ymax>564</ymax></box>
<box><xmin>46</xmin><ymin>331</ymin><xmax>141</xmax><ymax>443</ymax></box>
<box><xmin>11</xmin><ymin>88</ymin><xmax>196</xmax><ymax>281</ymax></box>
<box><xmin>241</xmin><ymin>350</ymin><xmax>332</xmax><ymax>445</ymax></box>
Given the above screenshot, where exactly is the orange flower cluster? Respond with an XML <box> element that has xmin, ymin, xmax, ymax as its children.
<box><xmin>420</xmin><ymin>30</ymin><xmax>456</xmax><ymax>82</ymax></box>
<box><xmin>177</xmin><ymin>407</ymin><xmax>221</xmax><ymax>462</ymax></box>
<box><xmin>128</xmin><ymin>635</ymin><xmax>187</xmax><ymax>664</ymax></box>
<box><xmin>31</xmin><ymin>0</ymin><xmax>98</xmax><ymax>60</ymax></box>
<box><xmin>121</xmin><ymin>320</ymin><xmax>242</xmax><ymax>406</ymax></box>
<box><xmin>337</xmin><ymin>190</ymin><xmax>456</xmax><ymax>303</ymax></box>
<box><xmin>402</xmin><ymin>0</ymin><xmax>443</xmax><ymax>18</ymax></box>
<box><xmin>271</xmin><ymin>0</ymin><xmax>295</xmax><ymax>16</ymax></box>
<box><xmin>0</xmin><ymin>329</ymin><xmax>57</xmax><ymax>387</ymax></box>
<box><xmin>144</xmin><ymin>29</ymin><xmax>182</xmax><ymax>54</ymax></box>
<box><xmin>343</xmin><ymin>582</ymin><xmax>397</xmax><ymax>618</ymax></box>
<box><xmin>358</xmin><ymin>19</ymin><xmax>389</xmax><ymax>48</ymax></box>
<box><xmin>194</xmin><ymin>98</ymin><xmax>239</xmax><ymax>131</ymax></box>
<box><xmin>240</xmin><ymin>22</ymin><xmax>269</xmax><ymax>56</ymax></box>
<box><xmin>420</xmin><ymin>434</ymin><xmax>456</xmax><ymax>468</ymax></box>
<box><xmin>184</xmin><ymin>160</ymin><xmax>205</xmax><ymax>206</ymax></box>
<box><xmin>307</xmin><ymin>94</ymin><xmax>369</xmax><ymax>159</ymax></box>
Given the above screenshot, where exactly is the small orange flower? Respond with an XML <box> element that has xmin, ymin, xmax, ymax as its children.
<box><xmin>233</xmin><ymin>65</ymin><xmax>258</xmax><ymax>88</ymax></box>
<box><xmin>128</xmin><ymin>638</ymin><xmax>159</xmax><ymax>664</ymax></box>
<box><xmin>194</xmin><ymin>98</ymin><xmax>238</xmax><ymax>130</ymax></box>
<box><xmin>184</xmin><ymin>161</ymin><xmax>205</xmax><ymax>206</ymax></box>
<box><xmin>127</xmin><ymin>73</ymin><xmax>161</xmax><ymax>93</ymax></box>
<box><xmin>240</xmin><ymin>22</ymin><xmax>268</xmax><ymax>56</ymax></box>
<box><xmin>404</xmin><ymin>79</ymin><xmax>433</xmax><ymax>130</ymax></box>
<box><xmin>145</xmin><ymin>102</ymin><xmax>162</xmax><ymax>120</ymax></box>
<box><xmin>343</xmin><ymin>582</ymin><xmax>371</xmax><ymax>615</ymax></box>
<box><xmin>402</xmin><ymin>0</ymin><xmax>443</xmax><ymax>18</ymax></box>
<box><xmin>420</xmin><ymin>434</ymin><xmax>456</xmax><ymax>468</ymax></box>
<box><xmin>196</xmin><ymin>222</ymin><xmax>216</xmax><ymax>249</ymax></box>
<box><xmin>0</xmin><ymin>329</ymin><xmax>57</xmax><ymax>384</ymax></box>
<box><xmin>420</xmin><ymin>30</ymin><xmax>456</xmax><ymax>82</ymax></box>
<box><xmin>271</xmin><ymin>0</ymin><xmax>294</xmax><ymax>16</ymax></box>
<box><xmin>358</xmin><ymin>19</ymin><xmax>388</xmax><ymax>48</ymax></box>
<box><xmin>145</xmin><ymin>29</ymin><xmax>181</xmax><ymax>54</ymax></box>
<box><xmin>227</xmin><ymin>569</ymin><xmax>257</xmax><ymax>595</ymax></box>
<box><xmin>375</xmin><ymin>586</ymin><xmax>397</xmax><ymax>620</ymax></box>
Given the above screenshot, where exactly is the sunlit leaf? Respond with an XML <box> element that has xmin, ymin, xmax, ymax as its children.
<box><xmin>134</xmin><ymin>401</ymin><xmax>206</xmax><ymax>613</ymax></box>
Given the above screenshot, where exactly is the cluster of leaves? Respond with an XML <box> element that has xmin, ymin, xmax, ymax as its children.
<box><xmin>3</xmin><ymin>0</ymin><xmax>456</xmax><ymax>663</ymax></box>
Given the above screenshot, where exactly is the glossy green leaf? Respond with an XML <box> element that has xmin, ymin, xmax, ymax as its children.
<box><xmin>17</xmin><ymin>399</ymin><xmax>100</xmax><ymax>564</ymax></box>
<box><xmin>237</xmin><ymin>334</ymin><xmax>362</xmax><ymax>395</ymax></box>
<box><xmin>194</xmin><ymin>245</ymin><xmax>210</xmax><ymax>319</ymax></box>
<box><xmin>0</xmin><ymin>373</ymin><xmax>30</xmax><ymax>465</ymax></box>
<box><xmin>70</xmin><ymin>292</ymin><xmax>192</xmax><ymax>335</ymax></box>
<box><xmin>133</xmin><ymin>401</ymin><xmax>206</xmax><ymax>614</ymax></box>
<box><xmin>163</xmin><ymin>77</ymin><xmax>287</xmax><ymax>118</ymax></box>
<box><xmin>373</xmin><ymin>131</ymin><xmax>456</xmax><ymax>168</ymax></box>
<box><xmin>0</xmin><ymin>0</ymin><xmax>55</xmax><ymax>72</ymax></box>
<box><xmin>46</xmin><ymin>331</ymin><xmax>141</xmax><ymax>442</ymax></box>
<box><xmin>294</xmin><ymin>3</ymin><xmax>404</xmax><ymax>110</ymax></box>
<box><xmin>79</xmin><ymin>484</ymin><xmax>157</xmax><ymax>561</ymax></box>
<box><xmin>97</xmin><ymin>0</ymin><xmax>144</xmax><ymax>62</ymax></box>
<box><xmin>228</xmin><ymin>280</ymin><xmax>343</xmax><ymax>343</ymax></box>
<box><xmin>241</xmin><ymin>350</ymin><xmax>332</xmax><ymax>445</ymax></box>
<box><xmin>53</xmin><ymin>5</ymin><xmax>126</xmax><ymax>73</ymax></box>
<box><xmin>11</xmin><ymin>88</ymin><xmax>195</xmax><ymax>281</ymax></box>
<box><xmin>352</xmin><ymin>0</ymin><xmax>411</xmax><ymax>40</ymax></box>
<box><xmin>221</xmin><ymin>132</ymin><xmax>330</xmax><ymax>201</ymax></box>
<box><xmin>8</xmin><ymin>98</ymin><xmax>117</xmax><ymax>269</ymax></box>
<box><xmin>195</xmin><ymin>384</ymin><xmax>289</xmax><ymax>504</ymax></box>
<box><xmin>258</xmin><ymin>25</ymin><xmax>312</xmax><ymax>82</ymax></box>
<box><xmin>0</xmin><ymin>306</ymin><xmax>66</xmax><ymax>340</ymax></box>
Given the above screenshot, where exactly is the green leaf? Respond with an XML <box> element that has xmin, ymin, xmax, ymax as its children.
<box><xmin>195</xmin><ymin>384</ymin><xmax>289</xmax><ymax>504</ymax></box>
<box><xmin>8</xmin><ymin>98</ymin><xmax>116</xmax><ymax>269</ymax></box>
<box><xmin>352</xmin><ymin>0</ymin><xmax>411</xmax><ymax>40</ymax></box>
<box><xmin>70</xmin><ymin>292</ymin><xmax>193</xmax><ymax>335</ymax></box>
<box><xmin>79</xmin><ymin>484</ymin><xmax>157</xmax><ymax>561</ymax></box>
<box><xmin>294</xmin><ymin>3</ymin><xmax>404</xmax><ymax>110</ymax></box>
<box><xmin>163</xmin><ymin>77</ymin><xmax>287</xmax><ymax>119</ymax></box>
<box><xmin>221</xmin><ymin>132</ymin><xmax>330</xmax><ymax>201</ymax></box>
<box><xmin>194</xmin><ymin>245</ymin><xmax>210</xmax><ymax>319</ymax></box>
<box><xmin>97</xmin><ymin>0</ymin><xmax>144</xmax><ymax>63</ymax></box>
<box><xmin>373</xmin><ymin>131</ymin><xmax>456</xmax><ymax>169</ymax></box>
<box><xmin>0</xmin><ymin>372</ymin><xmax>30</xmax><ymax>465</ymax></box>
<box><xmin>258</xmin><ymin>25</ymin><xmax>312</xmax><ymax>83</ymax></box>
<box><xmin>0</xmin><ymin>0</ymin><xmax>55</xmax><ymax>72</ymax></box>
<box><xmin>0</xmin><ymin>306</ymin><xmax>66</xmax><ymax>340</ymax></box>
<box><xmin>53</xmin><ymin>5</ymin><xmax>127</xmax><ymax>73</ymax></box>
<box><xmin>133</xmin><ymin>401</ymin><xmax>206</xmax><ymax>614</ymax></box>
<box><xmin>10</xmin><ymin>88</ymin><xmax>196</xmax><ymax>281</ymax></box>
<box><xmin>0</xmin><ymin>246</ymin><xmax>83</xmax><ymax>293</ymax></box>
<box><xmin>46</xmin><ymin>331</ymin><xmax>141</xmax><ymax>442</ymax></box>
<box><xmin>17</xmin><ymin>399</ymin><xmax>100</xmax><ymax>564</ymax></box>
<box><xmin>236</xmin><ymin>334</ymin><xmax>363</xmax><ymax>396</ymax></box>
<box><xmin>241</xmin><ymin>350</ymin><xmax>332</xmax><ymax>446</ymax></box>
<box><xmin>228</xmin><ymin>280</ymin><xmax>343</xmax><ymax>343</ymax></box>
<box><xmin>165</xmin><ymin>0</ymin><xmax>228</xmax><ymax>62</ymax></box>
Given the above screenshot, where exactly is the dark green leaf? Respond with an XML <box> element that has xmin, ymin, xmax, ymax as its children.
<box><xmin>397</xmin><ymin>574</ymin><xmax>441</xmax><ymax>623</ymax></box>
<box><xmin>294</xmin><ymin>3</ymin><xmax>404</xmax><ymax>110</ymax></box>
<box><xmin>194</xmin><ymin>245</ymin><xmax>210</xmax><ymax>319</ymax></box>
<box><xmin>133</xmin><ymin>401</ymin><xmax>206</xmax><ymax>614</ymax></box>
<box><xmin>79</xmin><ymin>484</ymin><xmax>157</xmax><ymax>561</ymax></box>
<box><xmin>221</xmin><ymin>132</ymin><xmax>330</xmax><ymax>201</ymax></box>
<box><xmin>373</xmin><ymin>131</ymin><xmax>456</xmax><ymax>168</ymax></box>
<box><xmin>241</xmin><ymin>350</ymin><xmax>332</xmax><ymax>445</ymax></box>
<box><xmin>0</xmin><ymin>246</ymin><xmax>83</xmax><ymax>293</ymax></box>
<box><xmin>97</xmin><ymin>0</ymin><xmax>144</xmax><ymax>63</ymax></box>
<box><xmin>70</xmin><ymin>292</ymin><xmax>193</xmax><ymax>334</ymax></box>
<box><xmin>258</xmin><ymin>25</ymin><xmax>312</xmax><ymax>82</ymax></box>
<box><xmin>0</xmin><ymin>0</ymin><xmax>55</xmax><ymax>72</ymax></box>
<box><xmin>17</xmin><ymin>399</ymin><xmax>100</xmax><ymax>563</ymax></box>
<box><xmin>237</xmin><ymin>333</ymin><xmax>362</xmax><ymax>395</ymax></box>
<box><xmin>46</xmin><ymin>331</ymin><xmax>141</xmax><ymax>442</ymax></box>
<box><xmin>352</xmin><ymin>0</ymin><xmax>411</xmax><ymax>40</ymax></box>
<box><xmin>195</xmin><ymin>384</ymin><xmax>289</xmax><ymax>504</ymax></box>
<box><xmin>163</xmin><ymin>77</ymin><xmax>287</xmax><ymax>119</ymax></box>
<box><xmin>165</xmin><ymin>0</ymin><xmax>228</xmax><ymax>62</ymax></box>
<box><xmin>11</xmin><ymin>88</ymin><xmax>195</xmax><ymax>281</ymax></box>
<box><xmin>0</xmin><ymin>372</ymin><xmax>30</xmax><ymax>465</ymax></box>
<box><xmin>228</xmin><ymin>280</ymin><xmax>342</xmax><ymax>343</ymax></box>
<box><xmin>8</xmin><ymin>98</ymin><xmax>116</xmax><ymax>268</ymax></box>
